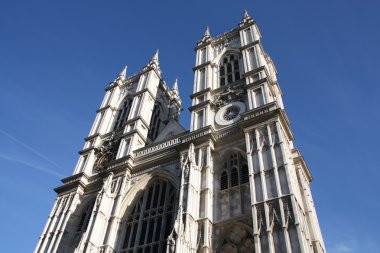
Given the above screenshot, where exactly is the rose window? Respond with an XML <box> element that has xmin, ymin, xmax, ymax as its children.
<box><xmin>215</xmin><ymin>102</ymin><xmax>246</xmax><ymax>126</ymax></box>
<box><xmin>223</xmin><ymin>106</ymin><xmax>240</xmax><ymax>121</ymax></box>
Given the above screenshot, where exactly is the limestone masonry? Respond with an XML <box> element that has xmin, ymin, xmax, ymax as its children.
<box><xmin>35</xmin><ymin>11</ymin><xmax>326</xmax><ymax>253</ymax></box>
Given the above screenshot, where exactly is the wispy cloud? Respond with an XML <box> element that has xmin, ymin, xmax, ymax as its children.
<box><xmin>0</xmin><ymin>153</ymin><xmax>64</xmax><ymax>178</ymax></box>
<box><xmin>0</xmin><ymin>129</ymin><xmax>65</xmax><ymax>178</ymax></box>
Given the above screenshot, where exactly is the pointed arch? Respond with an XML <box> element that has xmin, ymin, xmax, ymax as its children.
<box><xmin>115</xmin><ymin>169</ymin><xmax>179</xmax><ymax>252</ymax></box>
<box><xmin>219</xmin><ymin>51</ymin><xmax>242</xmax><ymax>87</ymax></box>
<box><xmin>149</xmin><ymin>103</ymin><xmax>163</xmax><ymax>140</ymax></box>
<box><xmin>218</xmin><ymin>149</ymin><xmax>251</xmax><ymax>219</ymax></box>
<box><xmin>113</xmin><ymin>97</ymin><xmax>133</xmax><ymax>131</ymax></box>
<box><xmin>56</xmin><ymin>195</ymin><xmax>96</xmax><ymax>253</ymax></box>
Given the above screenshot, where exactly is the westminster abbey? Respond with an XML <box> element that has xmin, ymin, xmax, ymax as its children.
<box><xmin>35</xmin><ymin>11</ymin><xmax>326</xmax><ymax>253</ymax></box>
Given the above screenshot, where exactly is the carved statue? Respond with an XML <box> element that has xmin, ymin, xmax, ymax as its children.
<box><xmin>212</xmin><ymin>86</ymin><xmax>245</xmax><ymax>109</ymax></box>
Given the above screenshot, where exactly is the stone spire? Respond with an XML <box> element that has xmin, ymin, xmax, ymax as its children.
<box><xmin>172</xmin><ymin>78</ymin><xmax>178</xmax><ymax>92</ymax></box>
<box><xmin>119</xmin><ymin>65</ymin><xmax>127</xmax><ymax>79</ymax></box>
<box><xmin>152</xmin><ymin>49</ymin><xmax>159</xmax><ymax>65</ymax></box>
<box><xmin>204</xmin><ymin>26</ymin><xmax>210</xmax><ymax>38</ymax></box>
<box><xmin>145</xmin><ymin>49</ymin><xmax>161</xmax><ymax>74</ymax></box>
<box><xmin>197</xmin><ymin>26</ymin><xmax>211</xmax><ymax>46</ymax></box>
<box><xmin>240</xmin><ymin>9</ymin><xmax>254</xmax><ymax>26</ymax></box>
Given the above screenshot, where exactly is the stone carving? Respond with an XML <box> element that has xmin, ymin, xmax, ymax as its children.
<box><xmin>221</xmin><ymin>225</ymin><xmax>255</xmax><ymax>253</ymax></box>
<box><xmin>212</xmin><ymin>86</ymin><xmax>245</xmax><ymax>109</ymax></box>
<box><xmin>94</xmin><ymin>134</ymin><xmax>118</xmax><ymax>172</ymax></box>
<box><xmin>214</xmin><ymin>36</ymin><xmax>241</xmax><ymax>55</ymax></box>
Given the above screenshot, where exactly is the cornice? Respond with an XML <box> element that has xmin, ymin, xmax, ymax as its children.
<box><xmin>55</xmin><ymin>172</ymin><xmax>89</xmax><ymax>194</ymax></box>
<box><xmin>243</xmin><ymin>66</ymin><xmax>266</xmax><ymax>78</ymax></box>
<box><xmin>190</xmin><ymin>87</ymin><xmax>211</xmax><ymax>99</ymax></box>
<box><xmin>246</xmin><ymin>77</ymin><xmax>268</xmax><ymax>90</ymax></box>
<box><xmin>78</xmin><ymin>147</ymin><xmax>95</xmax><ymax>155</ymax></box>
<box><xmin>188</xmin><ymin>100</ymin><xmax>210</xmax><ymax>112</ymax></box>
<box><xmin>292</xmin><ymin>148</ymin><xmax>313</xmax><ymax>182</ymax></box>
<box><xmin>192</xmin><ymin>61</ymin><xmax>211</xmax><ymax>72</ymax></box>
<box><xmin>85</xmin><ymin>133</ymin><xmax>100</xmax><ymax>141</ymax></box>
<box><xmin>96</xmin><ymin>105</ymin><xmax>116</xmax><ymax>113</ymax></box>
<box><xmin>105</xmin><ymin>82</ymin><xmax>118</xmax><ymax>91</ymax></box>
<box><xmin>240</xmin><ymin>40</ymin><xmax>260</xmax><ymax>51</ymax></box>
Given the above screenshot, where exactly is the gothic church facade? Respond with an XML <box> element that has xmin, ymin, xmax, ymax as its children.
<box><xmin>35</xmin><ymin>11</ymin><xmax>326</xmax><ymax>253</ymax></box>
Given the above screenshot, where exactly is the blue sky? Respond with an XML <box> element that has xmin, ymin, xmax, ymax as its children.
<box><xmin>1</xmin><ymin>0</ymin><xmax>379</xmax><ymax>252</ymax></box>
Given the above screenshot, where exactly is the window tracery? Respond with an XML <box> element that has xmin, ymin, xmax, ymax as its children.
<box><xmin>219</xmin><ymin>53</ymin><xmax>241</xmax><ymax>87</ymax></box>
<box><xmin>149</xmin><ymin>104</ymin><xmax>162</xmax><ymax>140</ymax></box>
<box><xmin>114</xmin><ymin>98</ymin><xmax>132</xmax><ymax>131</ymax></box>
<box><xmin>77</xmin><ymin>200</ymin><xmax>95</xmax><ymax>233</ymax></box>
<box><xmin>121</xmin><ymin>179</ymin><xmax>175</xmax><ymax>253</ymax></box>
<box><xmin>219</xmin><ymin>151</ymin><xmax>250</xmax><ymax>219</ymax></box>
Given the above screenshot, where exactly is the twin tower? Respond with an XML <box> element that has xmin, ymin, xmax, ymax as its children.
<box><xmin>35</xmin><ymin>11</ymin><xmax>326</xmax><ymax>253</ymax></box>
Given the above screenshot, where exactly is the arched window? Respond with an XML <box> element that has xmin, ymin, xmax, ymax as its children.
<box><xmin>221</xmin><ymin>171</ymin><xmax>228</xmax><ymax>190</ymax></box>
<box><xmin>220</xmin><ymin>53</ymin><xmax>241</xmax><ymax>86</ymax></box>
<box><xmin>241</xmin><ymin>165</ymin><xmax>249</xmax><ymax>184</ymax></box>
<box><xmin>114</xmin><ymin>99</ymin><xmax>132</xmax><ymax>131</ymax></box>
<box><xmin>122</xmin><ymin>179</ymin><xmax>175</xmax><ymax>253</ymax></box>
<box><xmin>219</xmin><ymin>152</ymin><xmax>250</xmax><ymax>219</ymax></box>
<box><xmin>149</xmin><ymin>104</ymin><xmax>161</xmax><ymax>140</ymax></box>
<box><xmin>77</xmin><ymin>200</ymin><xmax>95</xmax><ymax>233</ymax></box>
<box><xmin>231</xmin><ymin>168</ymin><xmax>239</xmax><ymax>187</ymax></box>
<box><xmin>220</xmin><ymin>152</ymin><xmax>248</xmax><ymax>190</ymax></box>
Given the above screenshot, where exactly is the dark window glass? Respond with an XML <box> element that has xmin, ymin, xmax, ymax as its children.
<box><xmin>228</xmin><ymin>74</ymin><xmax>233</xmax><ymax>83</ymax></box>
<box><xmin>220</xmin><ymin>77</ymin><xmax>225</xmax><ymax>86</ymax></box>
<box><xmin>219</xmin><ymin>53</ymin><xmax>241</xmax><ymax>86</ymax></box>
<box><xmin>241</xmin><ymin>165</ymin><xmax>249</xmax><ymax>184</ymax></box>
<box><xmin>221</xmin><ymin>171</ymin><xmax>228</xmax><ymax>190</ymax></box>
<box><xmin>122</xmin><ymin>180</ymin><xmax>175</xmax><ymax>252</ymax></box>
<box><xmin>220</xmin><ymin>66</ymin><xmax>225</xmax><ymax>75</ymax></box>
<box><xmin>149</xmin><ymin>105</ymin><xmax>161</xmax><ymax>140</ymax></box>
<box><xmin>227</xmin><ymin>63</ymin><xmax>232</xmax><ymax>73</ymax></box>
<box><xmin>231</xmin><ymin>168</ymin><xmax>239</xmax><ymax>187</ymax></box>
<box><xmin>114</xmin><ymin>99</ymin><xmax>132</xmax><ymax>131</ymax></box>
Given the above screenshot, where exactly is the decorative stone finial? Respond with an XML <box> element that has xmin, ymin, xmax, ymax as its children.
<box><xmin>197</xmin><ymin>26</ymin><xmax>211</xmax><ymax>45</ymax></box>
<box><xmin>240</xmin><ymin>9</ymin><xmax>254</xmax><ymax>26</ymax></box>
<box><xmin>119</xmin><ymin>65</ymin><xmax>127</xmax><ymax>78</ymax></box>
<box><xmin>204</xmin><ymin>26</ymin><xmax>210</xmax><ymax>38</ymax></box>
<box><xmin>244</xmin><ymin>9</ymin><xmax>250</xmax><ymax>19</ymax></box>
<box><xmin>152</xmin><ymin>49</ymin><xmax>159</xmax><ymax>63</ymax></box>
<box><xmin>172</xmin><ymin>78</ymin><xmax>178</xmax><ymax>91</ymax></box>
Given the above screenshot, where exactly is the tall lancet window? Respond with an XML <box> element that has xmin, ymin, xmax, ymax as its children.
<box><xmin>121</xmin><ymin>179</ymin><xmax>175</xmax><ymax>253</ymax></box>
<box><xmin>114</xmin><ymin>98</ymin><xmax>132</xmax><ymax>131</ymax></box>
<box><xmin>219</xmin><ymin>151</ymin><xmax>250</xmax><ymax>219</ymax></box>
<box><xmin>149</xmin><ymin>104</ymin><xmax>161</xmax><ymax>140</ymax></box>
<box><xmin>219</xmin><ymin>53</ymin><xmax>241</xmax><ymax>87</ymax></box>
<box><xmin>76</xmin><ymin>200</ymin><xmax>95</xmax><ymax>234</ymax></box>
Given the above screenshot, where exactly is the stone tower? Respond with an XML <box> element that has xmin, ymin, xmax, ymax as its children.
<box><xmin>35</xmin><ymin>11</ymin><xmax>326</xmax><ymax>253</ymax></box>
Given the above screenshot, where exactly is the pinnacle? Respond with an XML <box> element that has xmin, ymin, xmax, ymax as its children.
<box><xmin>244</xmin><ymin>9</ymin><xmax>250</xmax><ymax>19</ymax></box>
<box><xmin>119</xmin><ymin>65</ymin><xmax>127</xmax><ymax>77</ymax></box>
<box><xmin>240</xmin><ymin>9</ymin><xmax>254</xmax><ymax>26</ymax></box>
<box><xmin>204</xmin><ymin>26</ymin><xmax>210</xmax><ymax>37</ymax></box>
<box><xmin>172</xmin><ymin>78</ymin><xmax>178</xmax><ymax>91</ymax></box>
<box><xmin>152</xmin><ymin>49</ymin><xmax>159</xmax><ymax>62</ymax></box>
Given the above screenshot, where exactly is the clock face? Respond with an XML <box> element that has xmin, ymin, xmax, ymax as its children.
<box><xmin>215</xmin><ymin>102</ymin><xmax>246</xmax><ymax>126</ymax></box>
